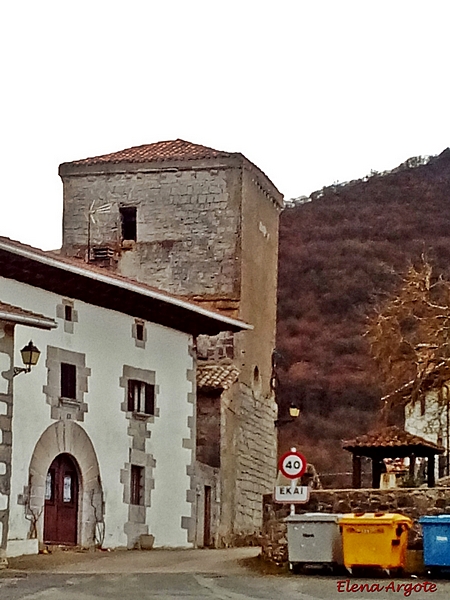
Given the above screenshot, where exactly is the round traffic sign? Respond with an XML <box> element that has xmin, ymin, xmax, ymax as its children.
<box><xmin>278</xmin><ymin>450</ymin><xmax>307</xmax><ymax>479</ymax></box>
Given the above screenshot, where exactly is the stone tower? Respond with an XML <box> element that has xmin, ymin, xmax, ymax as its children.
<box><xmin>59</xmin><ymin>139</ymin><xmax>283</xmax><ymax>544</ymax></box>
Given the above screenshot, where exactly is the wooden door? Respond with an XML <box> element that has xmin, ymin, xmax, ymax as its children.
<box><xmin>203</xmin><ymin>485</ymin><xmax>212</xmax><ymax>547</ymax></box>
<box><xmin>44</xmin><ymin>453</ymin><xmax>79</xmax><ymax>545</ymax></box>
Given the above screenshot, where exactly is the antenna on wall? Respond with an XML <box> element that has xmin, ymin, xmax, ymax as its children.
<box><xmin>86</xmin><ymin>200</ymin><xmax>112</xmax><ymax>262</ymax></box>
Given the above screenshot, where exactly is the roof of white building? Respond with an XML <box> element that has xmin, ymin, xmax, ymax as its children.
<box><xmin>0</xmin><ymin>236</ymin><xmax>252</xmax><ymax>337</ymax></box>
<box><xmin>0</xmin><ymin>301</ymin><xmax>57</xmax><ymax>330</ymax></box>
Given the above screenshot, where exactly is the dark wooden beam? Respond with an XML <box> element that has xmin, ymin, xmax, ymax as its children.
<box><xmin>372</xmin><ymin>459</ymin><xmax>382</xmax><ymax>489</ymax></box>
<box><xmin>427</xmin><ymin>454</ymin><xmax>435</xmax><ymax>487</ymax></box>
<box><xmin>352</xmin><ymin>454</ymin><xmax>362</xmax><ymax>489</ymax></box>
<box><xmin>409</xmin><ymin>454</ymin><xmax>416</xmax><ymax>479</ymax></box>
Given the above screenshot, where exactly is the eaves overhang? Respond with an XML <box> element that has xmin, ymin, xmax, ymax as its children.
<box><xmin>0</xmin><ymin>238</ymin><xmax>252</xmax><ymax>337</ymax></box>
<box><xmin>59</xmin><ymin>154</ymin><xmax>284</xmax><ymax>209</ymax></box>
<box><xmin>0</xmin><ymin>302</ymin><xmax>57</xmax><ymax>330</ymax></box>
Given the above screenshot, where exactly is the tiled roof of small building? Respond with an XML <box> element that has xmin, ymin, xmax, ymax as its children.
<box><xmin>64</xmin><ymin>139</ymin><xmax>234</xmax><ymax>166</ymax></box>
<box><xmin>343</xmin><ymin>426</ymin><xmax>444</xmax><ymax>453</ymax></box>
<box><xmin>197</xmin><ymin>364</ymin><xmax>239</xmax><ymax>391</ymax></box>
<box><xmin>0</xmin><ymin>301</ymin><xmax>56</xmax><ymax>329</ymax></box>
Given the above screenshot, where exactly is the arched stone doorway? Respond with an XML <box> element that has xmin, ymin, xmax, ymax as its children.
<box><xmin>44</xmin><ymin>453</ymin><xmax>79</xmax><ymax>545</ymax></box>
<box><xmin>28</xmin><ymin>421</ymin><xmax>103</xmax><ymax>547</ymax></box>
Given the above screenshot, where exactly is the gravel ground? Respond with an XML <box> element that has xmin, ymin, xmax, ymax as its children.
<box><xmin>4</xmin><ymin>546</ymin><xmax>261</xmax><ymax>575</ymax></box>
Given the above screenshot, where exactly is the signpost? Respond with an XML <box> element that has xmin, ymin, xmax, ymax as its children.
<box><xmin>275</xmin><ymin>448</ymin><xmax>309</xmax><ymax>514</ymax></box>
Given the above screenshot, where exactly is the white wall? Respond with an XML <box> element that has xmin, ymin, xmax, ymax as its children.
<box><xmin>1</xmin><ymin>275</ymin><xmax>194</xmax><ymax>550</ymax></box>
<box><xmin>405</xmin><ymin>390</ymin><xmax>446</xmax><ymax>447</ymax></box>
<box><xmin>405</xmin><ymin>388</ymin><xmax>450</xmax><ymax>480</ymax></box>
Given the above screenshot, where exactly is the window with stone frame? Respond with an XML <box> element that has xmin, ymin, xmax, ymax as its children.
<box><xmin>56</xmin><ymin>299</ymin><xmax>78</xmax><ymax>334</ymax></box>
<box><xmin>43</xmin><ymin>346</ymin><xmax>90</xmax><ymax>421</ymax></box>
<box><xmin>131</xmin><ymin>319</ymin><xmax>147</xmax><ymax>349</ymax></box>
<box><xmin>127</xmin><ymin>379</ymin><xmax>155</xmax><ymax>415</ymax></box>
<box><xmin>130</xmin><ymin>465</ymin><xmax>144</xmax><ymax>505</ymax></box>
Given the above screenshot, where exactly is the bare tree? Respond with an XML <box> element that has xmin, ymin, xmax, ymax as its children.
<box><xmin>24</xmin><ymin>482</ymin><xmax>43</xmax><ymax>540</ymax></box>
<box><xmin>366</xmin><ymin>257</ymin><xmax>450</xmax><ymax>421</ymax></box>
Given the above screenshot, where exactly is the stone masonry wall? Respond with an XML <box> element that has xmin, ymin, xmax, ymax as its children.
<box><xmin>0</xmin><ymin>322</ymin><xmax>13</xmax><ymax>559</ymax></box>
<box><xmin>232</xmin><ymin>384</ymin><xmax>278</xmax><ymax>540</ymax></box>
<box><xmin>261</xmin><ymin>487</ymin><xmax>450</xmax><ymax>564</ymax></box>
<box><xmin>196</xmin><ymin>390</ymin><xmax>221</xmax><ymax>468</ymax></box>
<box><xmin>224</xmin><ymin>170</ymin><xmax>280</xmax><ymax>542</ymax></box>
<box><xmin>197</xmin><ymin>333</ymin><xmax>235</xmax><ymax>362</ymax></box>
<box><xmin>61</xmin><ymin>167</ymin><xmax>242</xmax><ymax>298</ymax></box>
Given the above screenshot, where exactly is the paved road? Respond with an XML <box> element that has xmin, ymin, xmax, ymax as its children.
<box><xmin>2</xmin><ymin>549</ymin><xmax>450</xmax><ymax>599</ymax></box>
<box><xmin>2</xmin><ymin>572</ymin><xmax>450</xmax><ymax>600</ymax></box>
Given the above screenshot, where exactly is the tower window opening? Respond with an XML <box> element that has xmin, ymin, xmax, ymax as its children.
<box><xmin>64</xmin><ymin>304</ymin><xmax>73</xmax><ymax>322</ymax></box>
<box><xmin>120</xmin><ymin>207</ymin><xmax>137</xmax><ymax>242</ymax></box>
<box><xmin>136</xmin><ymin>323</ymin><xmax>144</xmax><ymax>341</ymax></box>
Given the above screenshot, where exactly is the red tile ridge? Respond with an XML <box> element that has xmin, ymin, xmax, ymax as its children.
<box><xmin>61</xmin><ymin>139</ymin><xmax>235</xmax><ymax>167</ymax></box>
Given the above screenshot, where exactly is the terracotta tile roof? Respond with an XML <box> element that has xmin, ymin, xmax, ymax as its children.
<box><xmin>343</xmin><ymin>426</ymin><xmax>444</xmax><ymax>453</ymax></box>
<box><xmin>64</xmin><ymin>139</ymin><xmax>235</xmax><ymax>167</ymax></box>
<box><xmin>197</xmin><ymin>364</ymin><xmax>239</xmax><ymax>391</ymax></box>
<box><xmin>0</xmin><ymin>301</ymin><xmax>56</xmax><ymax>329</ymax></box>
<box><xmin>59</xmin><ymin>139</ymin><xmax>284</xmax><ymax>207</ymax></box>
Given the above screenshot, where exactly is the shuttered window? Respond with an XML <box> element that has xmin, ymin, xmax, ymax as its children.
<box><xmin>130</xmin><ymin>465</ymin><xmax>144</xmax><ymax>505</ymax></box>
<box><xmin>127</xmin><ymin>380</ymin><xmax>155</xmax><ymax>415</ymax></box>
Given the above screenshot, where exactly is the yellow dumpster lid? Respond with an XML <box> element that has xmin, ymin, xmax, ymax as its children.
<box><xmin>339</xmin><ymin>512</ymin><xmax>412</xmax><ymax>526</ymax></box>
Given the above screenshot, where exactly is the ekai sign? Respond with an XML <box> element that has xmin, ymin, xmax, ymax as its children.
<box><xmin>274</xmin><ymin>485</ymin><xmax>310</xmax><ymax>503</ymax></box>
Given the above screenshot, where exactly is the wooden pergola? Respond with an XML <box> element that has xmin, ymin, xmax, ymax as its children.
<box><xmin>343</xmin><ymin>426</ymin><xmax>445</xmax><ymax>489</ymax></box>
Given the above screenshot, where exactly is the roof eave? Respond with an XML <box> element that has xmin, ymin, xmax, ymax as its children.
<box><xmin>59</xmin><ymin>154</ymin><xmax>284</xmax><ymax>208</ymax></box>
<box><xmin>0</xmin><ymin>311</ymin><xmax>57</xmax><ymax>330</ymax></box>
<box><xmin>0</xmin><ymin>239</ymin><xmax>252</xmax><ymax>336</ymax></box>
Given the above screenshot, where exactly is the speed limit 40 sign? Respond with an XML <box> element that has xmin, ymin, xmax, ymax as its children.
<box><xmin>278</xmin><ymin>450</ymin><xmax>307</xmax><ymax>479</ymax></box>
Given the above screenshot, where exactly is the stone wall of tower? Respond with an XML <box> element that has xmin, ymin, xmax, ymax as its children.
<box><xmin>220</xmin><ymin>169</ymin><xmax>281</xmax><ymax>542</ymax></box>
<box><xmin>193</xmin><ymin>169</ymin><xmax>282</xmax><ymax>543</ymax></box>
<box><xmin>61</xmin><ymin>163</ymin><xmax>242</xmax><ymax>300</ymax></box>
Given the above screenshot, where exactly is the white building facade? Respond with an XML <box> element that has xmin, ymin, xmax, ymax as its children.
<box><xmin>0</xmin><ymin>237</ymin><xmax>247</xmax><ymax>558</ymax></box>
<box><xmin>405</xmin><ymin>386</ymin><xmax>450</xmax><ymax>479</ymax></box>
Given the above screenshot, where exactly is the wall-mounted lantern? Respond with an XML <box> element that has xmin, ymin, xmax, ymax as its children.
<box><xmin>13</xmin><ymin>341</ymin><xmax>41</xmax><ymax>377</ymax></box>
<box><xmin>275</xmin><ymin>403</ymin><xmax>300</xmax><ymax>427</ymax></box>
<box><xmin>289</xmin><ymin>404</ymin><xmax>300</xmax><ymax>419</ymax></box>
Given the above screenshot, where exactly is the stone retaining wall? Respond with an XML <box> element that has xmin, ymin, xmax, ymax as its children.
<box><xmin>261</xmin><ymin>487</ymin><xmax>450</xmax><ymax>564</ymax></box>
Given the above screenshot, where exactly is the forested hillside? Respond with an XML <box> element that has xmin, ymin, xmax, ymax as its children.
<box><xmin>276</xmin><ymin>148</ymin><xmax>450</xmax><ymax>485</ymax></box>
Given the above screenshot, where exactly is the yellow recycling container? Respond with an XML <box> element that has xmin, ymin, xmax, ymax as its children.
<box><xmin>339</xmin><ymin>513</ymin><xmax>412</xmax><ymax>572</ymax></box>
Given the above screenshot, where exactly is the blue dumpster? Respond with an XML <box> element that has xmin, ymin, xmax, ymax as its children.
<box><xmin>419</xmin><ymin>515</ymin><xmax>450</xmax><ymax>568</ymax></box>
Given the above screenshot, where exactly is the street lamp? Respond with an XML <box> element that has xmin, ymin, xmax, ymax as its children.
<box><xmin>13</xmin><ymin>341</ymin><xmax>41</xmax><ymax>377</ymax></box>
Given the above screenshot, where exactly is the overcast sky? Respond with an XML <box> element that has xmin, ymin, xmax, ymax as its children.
<box><xmin>1</xmin><ymin>1</ymin><xmax>449</xmax><ymax>250</ymax></box>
